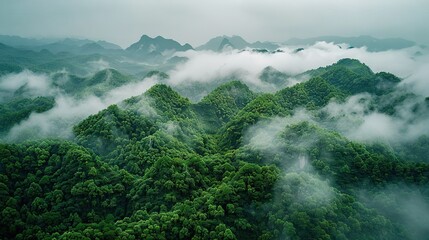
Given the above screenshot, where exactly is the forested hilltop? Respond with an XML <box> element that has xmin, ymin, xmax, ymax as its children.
<box><xmin>1</xmin><ymin>58</ymin><xmax>429</xmax><ymax>240</ymax></box>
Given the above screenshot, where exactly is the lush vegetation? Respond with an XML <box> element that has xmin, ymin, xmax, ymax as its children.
<box><xmin>1</xmin><ymin>58</ymin><xmax>428</xmax><ymax>239</ymax></box>
<box><xmin>0</xmin><ymin>97</ymin><xmax>55</xmax><ymax>134</ymax></box>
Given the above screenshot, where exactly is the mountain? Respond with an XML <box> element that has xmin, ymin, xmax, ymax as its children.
<box><xmin>126</xmin><ymin>35</ymin><xmax>193</xmax><ymax>55</ymax></box>
<box><xmin>1</xmin><ymin>56</ymin><xmax>429</xmax><ymax>240</ymax></box>
<box><xmin>194</xmin><ymin>81</ymin><xmax>257</xmax><ymax>129</ymax></box>
<box><xmin>31</xmin><ymin>38</ymin><xmax>123</xmax><ymax>54</ymax></box>
<box><xmin>96</xmin><ymin>40</ymin><xmax>122</xmax><ymax>50</ymax></box>
<box><xmin>251</xmin><ymin>41</ymin><xmax>280</xmax><ymax>51</ymax></box>
<box><xmin>0</xmin><ymin>35</ymin><xmax>123</xmax><ymax>54</ymax></box>
<box><xmin>79</xmin><ymin>42</ymin><xmax>106</xmax><ymax>53</ymax></box>
<box><xmin>53</xmin><ymin>68</ymin><xmax>133</xmax><ymax>96</ymax></box>
<box><xmin>284</xmin><ymin>35</ymin><xmax>416</xmax><ymax>51</ymax></box>
<box><xmin>217</xmin><ymin>38</ymin><xmax>235</xmax><ymax>52</ymax></box>
<box><xmin>197</xmin><ymin>35</ymin><xmax>246</xmax><ymax>51</ymax></box>
<box><xmin>197</xmin><ymin>35</ymin><xmax>280</xmax><ymax>51</ymax></box>
<box><xmin>259</xmin><ymin>66</ymin><xmax>291</xmax><ymax>87</ymax></box>
<box><xmin>0</xmin><ymin>96</ymin><xmax>55</xmax><ymax>134</ymax></box>
<box><xmin>0</xmin><ymin>42</ymin><xmax>55</xmax><ymax>67</ymax></box>
<box><xmin>0</xmin><ymin>35</ymin><xmax>58</xmax><ymax>47</ymax></box>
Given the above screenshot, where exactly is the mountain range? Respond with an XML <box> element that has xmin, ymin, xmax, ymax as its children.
<box><xmin>196</xmin><ymin>35</ymin><xmax>280</xmax><ymax>52</ymax></box>
<box><xmin>1</xmin><ymin>55</ymin><xmax>429</xmax><ymax>239</ymax></box>
<box><xmin>0</xmin><ymin>34</ymin><xmax>420</xmax><ymax>57</ymax></box>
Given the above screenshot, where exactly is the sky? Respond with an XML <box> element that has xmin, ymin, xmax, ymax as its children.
<box><xmin>0</xmin><ymin>0</ymin><xmax>428</xmax><ymax>48</ymax></box>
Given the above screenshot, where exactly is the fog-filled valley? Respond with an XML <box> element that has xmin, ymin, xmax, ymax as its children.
<box><xmin>1</xmin><ymin>31</ymin><xmax>429</xmax><ymax>240</ymax></box>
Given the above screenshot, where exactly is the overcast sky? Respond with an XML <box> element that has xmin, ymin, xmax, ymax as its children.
<box><xmin>1</xmin><ymin>0</ymin><xmax>428</xmax><ymax>48</ymax></box>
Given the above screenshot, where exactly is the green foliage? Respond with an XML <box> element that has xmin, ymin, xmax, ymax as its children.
<box><xmin>0</xmin><ymin>96</ymin><xmax>55</xmax><ymax>133</ymax></box>
<box><xmin>0</xmin><ymin>63</ymin><xmax>23</xmax><ymax>76</ymax></box>
<box><xmin>195</xmin><ymin>81</ymin><xmax>256</xmax><ymax>129</ymax></box>
<box><xmin>53</xmin><ymin>68</ymin><xmax>134</xmax><ymax>97</ymax></box>
<box><xmin>1</xmin><ymin>61</ymin><xmax>428</xmax><ymax>240</ymax></box>
<box><xmin>144</xmin><ymin>84</ymin><xmax>192</xmax><ymax>120</ymax></box>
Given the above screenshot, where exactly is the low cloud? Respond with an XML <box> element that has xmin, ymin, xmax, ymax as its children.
<box><xmin>5</xmin><ymin>95</ymin><xmax>105</xmax><ymax>141</ymax></box>
<box><xmin>4</xmin><ymin>77</ymin><xmax>159</xmax><ymax>142</ymax></box>
<box><xmin>321</xmin><ymin>93</ymin><xmax>429</xmax><ymax>143</ymax></box>
<box><xmin>88</xmin><ymin>58</ymin><xmax>111</xmax><ymax>73</ymax></box>
<box><xmin>244</xmin><ymin>112</ymin><xmax>315</xmax><ymax>160</ymax></box>
<box><xmin>0</xmin><ymin>70</ymin><xmax>57</xmax><ymax>100</ymax></box>
<box><xmin>359</xmin><ymin>185</ymin><xmax>429</xmax><ymax>240</ymax></box>
<box><xmin>167</xmin><ymin>43</ymin><xmax>426</xmax><ymax>95</ymax></box>
<box><xmin>244</xmin><ymin>115</ymin><xmax>335</xmax><ymax>214</ymax></box>
<box><xmin>401</xmin><ymin>60</ymin><xmax>429</xmax><ymax>97</ymax></box>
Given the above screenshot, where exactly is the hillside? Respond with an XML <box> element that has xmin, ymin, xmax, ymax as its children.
<box><xmin>1</xmin><ymin>58</ymin><xmax>429</xmax><ymax>239</ymax></box>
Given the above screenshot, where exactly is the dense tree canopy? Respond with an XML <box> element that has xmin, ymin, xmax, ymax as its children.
<box><xmin>1</xmin><ymin>59</ymin><xmax>428</xmax><ymax>239</ymax></box>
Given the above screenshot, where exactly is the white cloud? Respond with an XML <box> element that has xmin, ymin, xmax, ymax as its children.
<box><xmin>167</xmin><ymin>43</ymin><xmax>426</xmax><ymax>95</ymax></box>
<box><xmin>5</xmin><ymin>77</ymin><xmax>158</xmax><ymax>142</ymax></box>
<box><xmin>88</xmin><ymin>58</ymin><xmax>111</xmax><ymax>72</ymax></box>
<box><xmin>0</xmin><ymin>70</ymin><xmax>57</xmax><ymax>99</ymax></box>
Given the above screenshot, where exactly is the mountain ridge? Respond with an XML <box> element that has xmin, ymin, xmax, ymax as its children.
<box><xmin>126</xmin><ymin>34</ymin><xmax>193</xmax><ymax>55</ymax></box>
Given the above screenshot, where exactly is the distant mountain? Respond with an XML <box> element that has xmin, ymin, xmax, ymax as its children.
<box><xmin>32</xmin><ymin>38</ymin><xmax>123</xmax><ymax>54</ymax></box>
<box><xmin>259</xmin><ymin>66</ymin><xmax>291</xmax><ymax>87</ymax></box>
<box><xmin>217</xmin><ymin>38</ymin><xmax>235</xmax><ymax>52</ymax></box>
<box><xmin>251</xmin><ymin>41</ymin><xmax>280</xmax><ymax>51</ymax></box>
<box><xmin>0</xmin><ymin>35</ymin><xmax>58</xmax><ymax>47</ymax></box>
<box><xmin>197</xmin><ymin>35</ymin><xmax>280</xmax><ymax>52</ymax></box>
<box><xmin>96</xmin><ymin>40</ymin><xmax>122</xmax><ymax>50</ymax></box>
<box><xmin>0</xmin><ymin>35</ymin><xmax>123</xmax><ymax>54</ymax></box>
<box><xmin>79</xmin><ymin>42</ymin><xmax>106</xmax><ymax>53</ymax></box>
<box><xmin>0</xmin><ymin>42</ymin><xmax>55</xmax><ymax>67</ymax></box>
<box><xmin>126</xmin><ymin>35</ymin><xmax>193</xmax><ymax>56</ymax></box>
<box><xmin>53</xmin><ymin>68</ymin><xmax>133</xmax><ymax>96</ymax></box>
<box><xmin>284</xmin><ymin>35</ymin><xmax>416</xmax><ymax>51</ymax></box>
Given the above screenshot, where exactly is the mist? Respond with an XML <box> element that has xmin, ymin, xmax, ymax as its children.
<box><xmin>320</xmin><ymin>91</ymin><xmax>429</xmax><ymax>143</ymax></box>
<box><xmin>166</xmin><ymin>42</ymin><xmax>426</xmax><ymax>100</ymax></box>
<box><xmin>4</xmin><ymin>76</ymin><xmax>158</xmax><ymax>142</ymax></box>
<box><xmin>2</xmin><ymin>41</ymin><xmax>429</xmax><ymax>145</ymax></box>
<box><xmin>0</xmin><ymin>70</ymin><xmax>57</xmax><ymax>101</ymax></box>
<box><xmin>359</xmin><ymin>185</ymin><xmax>429</xmax><ymax>240</ymax></box>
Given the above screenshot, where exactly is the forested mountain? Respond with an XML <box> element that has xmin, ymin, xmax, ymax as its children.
<box><xmin>1</xmin><ymin>55</ymin><xmax>428</xmax><ymax>240</ymax></box>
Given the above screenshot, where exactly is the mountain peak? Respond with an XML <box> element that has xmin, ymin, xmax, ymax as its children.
<box><xmin>197</xmin><ymin>81</ymin><xmax>256</xmax><ymax>125</ymax></box>
<box><xmin>127</xmin><ymin>34</ymin><xmax>193</xmax><ymax>54</ymax></box>
<box><xmin>218</xmin><ymin>38</ymin><xmax>235</xmax><ymax>52</ymax></box>
<box><xmin>155</xmin><ymin>35</ymin><xmax>166</xmax><ymax>40</ymax></box>
<box><xmin>197</xmin><ymin>35</ymin><xmax>279</xmax><ymax>51</ymax></box>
